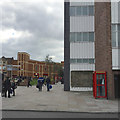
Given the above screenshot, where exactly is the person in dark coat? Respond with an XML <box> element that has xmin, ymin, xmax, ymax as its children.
<box><xmin>4</xmin><ymin>77</ymin><xmax>11</xmax><ymax>98</ymax></box>
<box><xmin>16</xmin><ymin>78</ymin><xmax>21</xmax><ymax>86</ymax></box>
<box><xmin>37</xmin><ymin>76</ymin><xmax>43</xmax><ymax>91</ymax></box>
<box><xmin>46</xmin><ymin>77</ymin><xmax>51</xmax><ymax>91</ymax></box>
<box><xmin>11</xmin><ymin>80</ymin><xmax>17</xmax><ymax>96</ymax></box>
<box><xmin>2</xmin><ymin>74</ymin><xmax>5</xmax><ymax>97</ymax></box>
<box><xmin>2</xmin><ymin>80</ymin><xmax>5</xmax><ymax>97</ymax></box>
<box><xmin>61</xmin><ymin>77</ymin><xmax>64</xmax><ymax>84</ymax></box>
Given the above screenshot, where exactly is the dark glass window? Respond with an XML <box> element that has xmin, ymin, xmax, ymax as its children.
<box><xmin>89</xmin><ymin>6</ymin><xmax>94</xmax><ymax>15</ymax></box>
<box><xmin>70</xmin><ymin>7</ymin><xmax>75</xmax><ymax>16</ymax></box>
<box><xmin>83</xmin><ymin>59</ymin><xmax>88</xmax><ymax>63</ymax></box>
<box><xmin>112</xmin><ymin>25</ymin><xmax>116</xmax><ymax>31</ymax></box>
<box><xmin>70</xmin><ymin>59</ymin><xmax>76</xmax><ymax>63</ymax></box>
<box><xmin>77</xmin><ymin>59</ymin><xmax>83</xmax><ymax>63</ymax></box>
<box><xmin>35</xmin><ymin>66</ymin><xmax>37</xmax><ymax>70</ymax></box>
<box><xmin>77</xmin><ymin>33</ymin><xmax>82</xmax><ymax>42</ymax></box>
<box><xmin>70</xmin><ymin>6</ymin><xmax>94</xmax><ymax>16</ymax></box>
<box><xmin>70</xmin><ymin>32</ymin><xmax>94</xmax><ymax>42</ymax></box>
<box><xmin>112</xmin><ymin>32</ymin><xmax>116</xmax><ymax>47</ymax></box>
<box><xmin>70</xmin><ymin>33</ymin><xmax>76</xmax><ymax>42</ymax></box>
<box><xmin>118</xmin><ymin>25</ymin><xmax>120</xmax><ymax>31</ymax></box>
<box><xmin>70</xmin><ymin>59</ymin><xmax>95</xmax><ymax>64</ymax></box>
<box><xmin>82</xmin><ymin>6</ymin><xmax>87</xmax><ymax>15</ymax></box>
<box><xmin>76</xmin><ymin>7</ymin><xmax>82</xmax><ymax>15</ymax></box>
<box><xmin>118</xmin><ymin>32</ymin><xmax>120</xmax><ymax>47</ymax></box>
<box><xmin>89</xmin><ymin>32</ymin><xmax>94</xmax><ymax>42</ymax></box>
<box><xmin>89</xmin><ymin>59</ymin><xmax>94</xmax><ymax>64</ymax></box>
<box><xmin>83</xmin><ymin>33</ymin><xmax>89</xmax><ymax>41</ymax></box>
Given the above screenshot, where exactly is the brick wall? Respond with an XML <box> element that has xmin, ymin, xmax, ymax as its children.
<box><xmin>7</xmin><ymin>52</ymin><xmax>64</xmax><ymax>85</ymax></box>
<box><xmin>95</xmin><ymin>2</ymin><xmax>115</xmax><ymax>99</ymax></box>
<box><xmin>12</xmin><ymin>60</ymin><xmax>18</xmax><ymax>76</ymax></box>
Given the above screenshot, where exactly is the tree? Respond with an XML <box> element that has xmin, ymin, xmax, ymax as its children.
<box><xmin>45</xmin><ymin>54</ymin><xmax>53</xmax><ymax>63</ymax></box>
<box><xmin>45</xmin><ymin>54</ymin><xmax>53</xmax><ymax>79</ymax></box>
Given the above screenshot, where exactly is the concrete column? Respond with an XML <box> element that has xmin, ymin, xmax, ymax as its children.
<box><xmin>64</xmin><ymin>2</ymin><xmax>70</xmax><ymax>91</ymax></box>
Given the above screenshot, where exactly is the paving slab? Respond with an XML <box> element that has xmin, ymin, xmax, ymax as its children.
<box><xmin>1</xmin><ymin>82</ymin><xmax>118</xmax><ymax>113</ymax></box>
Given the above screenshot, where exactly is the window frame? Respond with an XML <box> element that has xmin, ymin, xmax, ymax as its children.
<box><xmin>70</xmin><ymin>6</ymin><xmax>76</xmax><ymax>16</ymax></box>
<box><xmin>70</xmin><ymin>32</ymin><xmax>94</xmax><ymax>43</ymax></box>
<box><xmin>111</xmin><ymin>24</ymin><xmax>120</xmax><ymax>48</ymax></box>
<box><xmin>70</xmin><ymin>58</ymin><xmax>95</xmax><ymax>64</ymax></box>
<box><xmin>70</xmin><ymin>5</ymin><xmax>94</xmax><ymax>16</ymax></box>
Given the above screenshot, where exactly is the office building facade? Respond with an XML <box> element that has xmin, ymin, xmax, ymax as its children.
<box><xmin>64</xmin><ymin>1</ymin><xmax>120</xmax><ymax>99</ymax></box>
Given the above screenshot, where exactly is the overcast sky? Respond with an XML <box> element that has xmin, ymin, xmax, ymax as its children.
<box><xmin>0</xmin><ymin>0</ymin><xmax>64</xmax><ymax>62</ymax></box>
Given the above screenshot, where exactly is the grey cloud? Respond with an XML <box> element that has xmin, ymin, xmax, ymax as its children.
<box><xmin>2</xmin><ymin>2</ymin><xmax>64</xmax><ymax>40</ymax></box>
<box><xmin>1</xmin><ymin>1</ymin><xmax>64</xmax><ymax>62</ymax></box>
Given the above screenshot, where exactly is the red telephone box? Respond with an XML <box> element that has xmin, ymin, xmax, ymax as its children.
<box><xmin>93</xmin><ymin>71</ymin><xmax>107</xmax><ymax>99</ymax></box>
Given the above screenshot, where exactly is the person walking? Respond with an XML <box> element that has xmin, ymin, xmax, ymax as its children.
<box><xmin>61</xmin><ymin>77</ymin><xmax>64</xmax><ymax>84</ymax></box>
<box><xmin>2</xmin><ymin>74</ymin><xmax>5</xmax><ymax>97</ymax></box>
<box><xmin>4</xmin><ymin>77</ymin><xmax>11</xmax><ymax>98</ymax></box>
<box><xmin>11</xmin><ymin>79</ymin><xmax>17</xmax><ymax>96</ymax></box>
<box><xmin>16</xmin><ymin>77</ymin><xmax>21</xmax><ymax>86</ymax></box>
<box><xmin>46</xmin><ymin>76</ymin><xmax>51</xmax><ymax>91</ymax></box>
<box><xmin>37</xmin><ymin>76</ymin><xmax>43</xmax><ymax>91</ymax></box>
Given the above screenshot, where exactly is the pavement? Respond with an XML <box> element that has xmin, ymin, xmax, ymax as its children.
<box><xmin>2</xmin><ymin>82</ymin><xmax>118</xmax><ymax>113</ymax></box>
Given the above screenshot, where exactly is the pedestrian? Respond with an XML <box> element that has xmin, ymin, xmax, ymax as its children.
<box><xmin>46</xmin><ymin>76</ymin><xmax>51</xmax><ymax>91</ymax></box>
<box><xmin>11</xmin><ymin>79</ymin><xmax>17</xmax><ymax>96</ymax></box>
<box><xmin>61</xmin><ymin>77</ymin><xmax>64</xmax><ymax>84</ymax></box>
<box><xmin>37</xmin><ymin>76</ymin><xmax>43</xmax><ymax>91</ymax></box>
<box><xmin>42</xmin><ymin>77</ymin><xmax>45</xmax><ymax>86</ymax></box>
<box><xmin>27</xmin><ymin>77</ymin><xmax>32</xmax><ymax>87</ymax></box>
<box><xmin>43</xmin><ymin>76</ymin><xmax>46</xmax><ymax>86</ymax></box>
<box><xmin>2</xmin><ymin>74</ymin><xmax>5</xmax><ymax>97</ymax></box>
<box><xmin>16</xmin><ymin>77</ymin><xmax>21</xmax><ymax>86</ymax></box>
<box><xmin>4</xmin><ymin>77</ymin><xmax>11</xmax><ymax>98</ymax></box>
